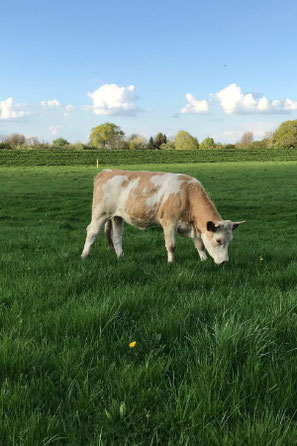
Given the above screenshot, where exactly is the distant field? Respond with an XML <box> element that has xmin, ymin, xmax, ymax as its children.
<box><xmin>1</xmin><ymin>147</ymin><xmax>297</xmax><ymax>166</ymax></box>
<box><xmin>1</xmin><ymin>162</ymin><xmax>297</xmax><ymax>445</ymax></box>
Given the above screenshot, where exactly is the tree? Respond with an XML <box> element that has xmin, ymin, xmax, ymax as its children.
<box><xmin>52</xmin><ymin>137</ymin><xmax>70</xmax><ymax>147</ymax></box>
<box><xmin>174</xmin><ymin>130</ymin><xmax>199</xmax><ymax>150</ymax></box>
<box><xmin>235</xmin><ymin>132</ymin><xmax>254</xmax><ymax>149</ymax></box>
<box><xmin>251</xmin><ymin>140</ymin><xmax>268</xmax><ymax>149</ymax></box>
<box><xmin>261</xmin><ymin>131</ymin><xmax>274</xmax><ymax>148</ymax></box>
<box><xmin>5</xmin><ymin>133</ymin><xmax>26</xmax><ymax>148</ymax></box>
<box><xmin>272</xmin><ymin>120</ymin><xmax>297</xmax><ymax>148</ymax></box>
<box><xmin>89</xmin><ymin>122</ymin><xmax>125</xmax><ymax>149</ymax></box>
<box><xmin>128</xmin><ymin>134</ymin><xmax>147</xmax><ymax>150</ymax></box>
<box><xmin>26</xmin><ymin>136</ymin><xmax>39</xmax><ymax>147</ymax></box>
<box><xmin>160</xmin><ymin>140</ymin><xmax>175</xmax><ymax>150</ymax></box>
<box><xmin>154</xmin><ymin>133</ymin><xmax>167</xmax><ymax>149</ymax></box>
<box><xmin>148</xmin><ymin>137</ymin><xmax>155</xmax><ymax>149</ymax></box>
<box><xmin>200</xmin><ymin>137</ymin><xmax>216</xmax><ymax>150</ymax></box>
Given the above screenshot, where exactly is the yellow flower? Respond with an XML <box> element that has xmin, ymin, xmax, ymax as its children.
<box><xmin>129</xmin><ymin>341</ymin><xmax>136</xmax><ymax>348</ymax></box>
<box><xmin>259</xmin><ymin>256</ymin><xmax>264</xmax><ymax>261</ymax></box>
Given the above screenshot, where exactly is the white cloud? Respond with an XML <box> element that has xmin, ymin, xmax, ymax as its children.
<box><xmin>216</xmin><ymin>83</ymin><xmax>297</xmax><ymax>114</ymax></box>
<box><xmin>41</xmin><ymin>100</ymin><xmax>74</xmax><ymax>117</ymax></box>
<box><xmin>41</xmin><ymin>99</ymin><xmax>60</xmax><ymax>107</ymax></box>
<box><xmin>87</xmin><ymin>83</ymin><xmax>139</xmax><ymax>116</ymax></box>
<box><xmin>180</xmin><ymin>93</ymin><xmax>209</xmax><ymax>114</ymax></box>
<box><xmin>284</xmin><ymin>98</ymin><xmax>297</xmax><ymax>111</ymax></box>
<box><xmin>49</xmin><ymin>125</ymin><xmax>61</xmax><ymax>136</ymax></box>
<box><xmin>64</xmin><ymin>104</ymin><xmax>74</xmax><ymax>117</ymax></box>
<box><xmin>0</xmin><ymin>97</ymin><xmax>25</xmax><ymax>119</ymax></box>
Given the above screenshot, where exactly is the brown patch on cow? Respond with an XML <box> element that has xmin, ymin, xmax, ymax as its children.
<box><xmin>123</xmin><ymin>172</ymin><xmax>166</xmax><ymax>227</ymax></box>
<box><xmin>158</xmin><ymin>182</ymin><xmax>190</xmax><ymax>223</ymax></box>
<box><xmin>188</xmin><ymin>181</ymin><xmax>221</xmax><ymax>234</ymax></box>
<box><xmin>122</xmin><ymin>172</ymin><xmax>197</xmax><ymax>228</ymax></box>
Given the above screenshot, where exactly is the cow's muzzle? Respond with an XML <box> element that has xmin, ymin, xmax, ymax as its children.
<box><xmin>217</xmin><ymin>260</ymin><xmax>228</xmax><ymax>266</ymax></box>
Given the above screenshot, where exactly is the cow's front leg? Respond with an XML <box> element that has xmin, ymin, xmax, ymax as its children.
<box><xmin>193</xmin><ymin>236</ymin><xmax>208</xmax><ymax>261</ymax></box>
<box><xmin>162</xmin><ymin>222</ymin><xmax>177</xmax><ymax>263</ymax></box>
<box><xmin>81</xmin><ymin>216</ymin><xmax>107</xmax><ymax>259</ymax></box>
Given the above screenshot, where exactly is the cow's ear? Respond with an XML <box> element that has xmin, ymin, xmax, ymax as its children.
<box><xmin>207</xmin><ymin>221</ymin><xmax>217</xmax><ymax>232</ymax></box>
<box><xmin>232</xmin><ymin>221</ymin><xmax>245</xmax><ymax>231</ymax></box>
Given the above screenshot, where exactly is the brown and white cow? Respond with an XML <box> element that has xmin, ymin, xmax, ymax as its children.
<box><xmin>81</xmin><ymin>169</ymin><xmax>244</xmax><ymax>265</ymax></box>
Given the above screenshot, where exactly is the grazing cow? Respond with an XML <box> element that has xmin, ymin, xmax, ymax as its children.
<box><xmin>81</xmin><ymin>169</ymin><xmax>244</xmax><ymax>265</ymax></box>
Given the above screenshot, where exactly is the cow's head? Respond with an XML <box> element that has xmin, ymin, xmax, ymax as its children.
<box><xmin>201</xmin><ymin>220</ymin><xmax>245</xmax><ymax>265</ymax></box>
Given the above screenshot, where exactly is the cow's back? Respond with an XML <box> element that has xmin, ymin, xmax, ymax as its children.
<box><xmin>92</xmin><ymin>169</ymin><xmax>199</xmax><ymax>228</ymax></box>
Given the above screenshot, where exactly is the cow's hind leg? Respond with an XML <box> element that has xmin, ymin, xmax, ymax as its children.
<box><xmin>81</xmin><ymin>216</ymin><xmax>107</xmax><ymax>259</ymax></box>
<box><xmin>104</xmin><ymin>219</ymin><xmax>115</xmax><ymax>251</ymax></box>
<box><xmin>162</xmin><ymin>222</ymin><xmax>177</xmax><ymax>263</ymax></box>
<box><xmin>111</xmin><ymin>217</ymin><xmax>124</xmax><ymax>258</ymax></box>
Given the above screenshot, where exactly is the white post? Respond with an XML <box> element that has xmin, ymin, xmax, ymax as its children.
<box><xmin>96</xmin><ymin>159</ymin><xmax>99</xmax><ymax>169</ymax></box>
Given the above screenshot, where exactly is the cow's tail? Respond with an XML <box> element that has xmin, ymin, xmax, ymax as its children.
<box><xmin>104</xmin><ymin>219</ymin><xmax>115</xmax><ymax>250</ymax></box>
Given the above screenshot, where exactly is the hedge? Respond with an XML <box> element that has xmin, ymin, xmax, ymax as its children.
<box><xmin>1</xmin><ymin>148</ymin><xmax>297</xmax><ymax>167</ymax></box>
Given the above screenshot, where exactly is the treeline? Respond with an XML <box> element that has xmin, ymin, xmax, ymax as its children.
<box><xmin>1</xmin><ymin>119</ymin><xmax>297</xmax><ymax>151</ymax></box>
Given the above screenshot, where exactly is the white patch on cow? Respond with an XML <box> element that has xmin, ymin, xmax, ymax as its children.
<box><xmin>103</xmin><ymin>168</ymin><xmax>112</xmax><ymax>172</ymax></box>
<box><xmin>119</xmin><ymin>178</ymin><xmax>140</xmax><ymax>207</ymax></box>
<box><xmin>187</xmin><ymin>177</ymin><xmax>200</xmax><ymax>185</ymax></box>
<box><xmin>99</xmin><ymin>175</ymin><xmax>128</xmax><ymax>214</ymax></box>
<box><xmin>101</xmin><ymin>174</ymin><xmax>128</xmax><ymax>191</ymax></box>
<box><xmin>146</xmin><ymin>173</ymin><xmax>182</xmax><ymax>208</ymax></box>
<box><xmin>201</xmin><ymin>220</ymin><xmax>234</xmax><ymax>265</ymax></box>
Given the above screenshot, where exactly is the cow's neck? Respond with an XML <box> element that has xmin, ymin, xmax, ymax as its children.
<box><xmin>190</xmin><ymin>185</ymin><xmax>221</xmax><ymax>234</ymax></box>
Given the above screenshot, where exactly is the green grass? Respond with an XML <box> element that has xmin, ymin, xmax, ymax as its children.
<box><xmin>0</xmin><ymin>162</ymin><xmax>297</xmax><ymax>445</ymax></box>
<box><xmin>1</xmin><ymin>147</ymin><xmax>297</xmax><ymax>166</ymax></box>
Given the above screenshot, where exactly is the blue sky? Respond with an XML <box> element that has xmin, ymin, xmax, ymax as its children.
<box><xmin>1</xmin><ymin>0</ymin><xmax>297</xmax><ymax>143</ymax></box>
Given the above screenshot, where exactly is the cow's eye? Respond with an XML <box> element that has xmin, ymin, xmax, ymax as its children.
<box><xmin>216</xmin><ymin>239</ymin><xmax>223</xmax><ymax>245</ymax></box>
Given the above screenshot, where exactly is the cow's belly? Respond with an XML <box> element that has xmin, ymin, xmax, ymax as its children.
<box><xmin>115</xmin><ymin>208</ymin><xmax>159</xmax><ymax>229</ymax></box>
<box><xmin>177</xmin><ymin>221</ymin><xmax>193</xmax><ymax>238</ymax></box>
<box><xmin>114</xmin><ymin>193</ymin><xmax>160</xmax><ymax>229</ymax></box>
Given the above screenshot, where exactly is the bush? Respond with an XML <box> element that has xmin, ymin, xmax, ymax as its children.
<box><xmin>251</xmin><ymin>140</ymin><xmax>268</xmax><ymax>149</ymax></box>
<box><xmin>0</xmin><ymin>142</ymin><xmax>12</xmax><ymax>150</ymax></box>
<box><xmin>160</xmin><ymin>141</ymin><xmax>175</xmax><ymax>150</ymax></box>
<box><xmin>52</xmin><ymin>138</ymin><xmax>70</xmax><ymax>147</ymax></box>
<box><xmin>1</xmin><ymin>148</ymin><xmax>297</xmax><ymax>167</ymax></box>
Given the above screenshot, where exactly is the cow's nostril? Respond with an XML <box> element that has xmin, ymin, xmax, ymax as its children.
<box><xmin>220</xmin><ymin>260</ymin><xmax>228</xmax><ymax>265</ymax></box>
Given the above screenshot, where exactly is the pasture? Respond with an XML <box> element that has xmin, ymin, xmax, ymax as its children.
<box><xmin>0</xmin><ymin>161</ymin><xmax>297</xmax><ymax>445</ymax></box>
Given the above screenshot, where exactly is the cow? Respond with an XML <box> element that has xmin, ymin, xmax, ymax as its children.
<box><xmin>81</xmin><ymin>169</ymin><xmax>245</xmax><ymax>265</ymax></box>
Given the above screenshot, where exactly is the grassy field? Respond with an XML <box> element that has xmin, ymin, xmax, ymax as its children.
<box><xmin>1</xmin><ymin>162</ymin><xmax>297</xmax><ymax>445</ymax></box>
<box><xmin>1</xmin><ymin>147</ymin><xmax>297</xmax><ymax>167</ymax></box>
